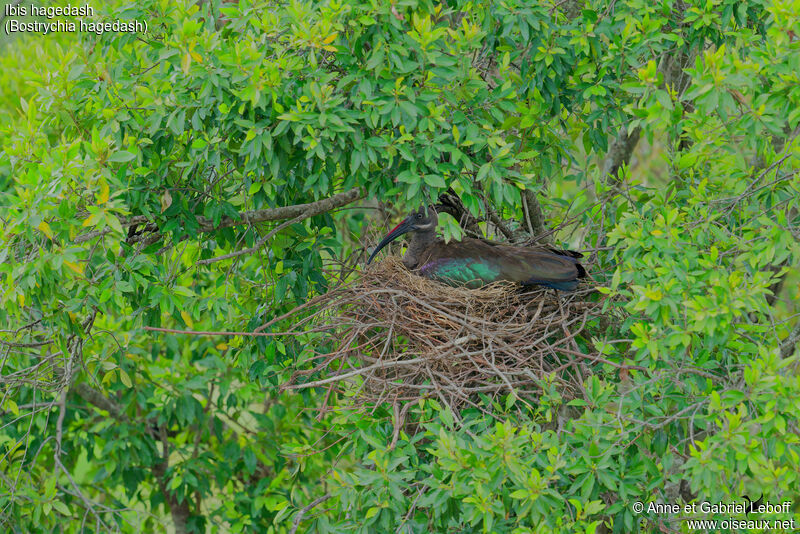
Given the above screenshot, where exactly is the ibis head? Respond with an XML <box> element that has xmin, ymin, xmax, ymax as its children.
<box><xmin>366</xmin><ymin>206</ymin><xmax>437</xmax><ymax>264</ymax></box>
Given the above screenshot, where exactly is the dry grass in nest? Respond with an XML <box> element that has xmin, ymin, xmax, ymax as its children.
<box><xmin>274</xmin><ymin>256</ymin><xmax>609</xmax><ymax>420</ymax></box>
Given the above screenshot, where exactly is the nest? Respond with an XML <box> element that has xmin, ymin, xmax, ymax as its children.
<box><xmin>274</xmin><ymin>256</ymin><xmax>607</xmax><ymax>418</ymax></box>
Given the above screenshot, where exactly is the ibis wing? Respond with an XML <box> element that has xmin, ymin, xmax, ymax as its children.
<box><xmin>493</xmin><ymin>246</ymin><xmax>584</xmax><ymax>288</ymax></box>
<box><xmin>415</xmin><ymin>239</ymin><xmax>585</xmax><ymax>290</ymax></box>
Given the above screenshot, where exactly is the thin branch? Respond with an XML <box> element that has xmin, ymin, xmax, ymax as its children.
<box><xmin>53</xmin><ymin>457</ymin><xmax>112</xmax><ymax>531</ymax></box>
<box><xmin>54</xmin><ymin>389</ymin><xmax>67</xmax><ymax>459</ymax></box>
<box><xmin>289</xmin><ymin>493</ymin><xmax>332</xmax><ymax>534</ymax></box>
<box><xmin>196</xmin><ymin>210</ymin><xmax>311</xmax><ymax>266</ymax></box>
<box><xmin>716</xmin><ymin>154</ymin><xmax>793</xmax><ymax>207</ymax></box>
<box><xmin>0</xmin><ymin>339</ymin><xmax>54</xmax><ymax>348</ymax></box>
<box><xmin>144</xmin><ymin>326</ymin><xmax>305</xmax><ymax>337</ymax></box>
<box><xmin>282</xmin><ymin>358</ymin><xmax>429</xmax><ymax>390</ymax></box>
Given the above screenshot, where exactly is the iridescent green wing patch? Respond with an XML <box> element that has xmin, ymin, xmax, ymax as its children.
<box><xmin>418</xmin><ymin>258</ymin><xmax>500</xmax><ymax>288</ymax></box>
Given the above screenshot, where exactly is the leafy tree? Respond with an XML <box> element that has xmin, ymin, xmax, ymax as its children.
<box><xmin>1</xmin><ymin>0</ymin><xmax>798</xmax><ymax>532</ymax></box>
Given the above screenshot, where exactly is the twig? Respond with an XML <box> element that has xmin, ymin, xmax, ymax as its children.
<box><xmin>54</xmin><ymin>389</ymin><xmax>67</xmax><ymax>459</ymax></box>
<box><xmin>196</xmin><ymin>210</ymin><xmax>311</xmax><ymax>266</ymax></box>
<box><xmin>396</xmin><ymin>485</ymin><xmax>427</xmax><ymax>533</ymax></box>
<box><xmin>0</xmin><ymin>339</ymin><xmax>54</xmax><ymax>348</ymax></box>
<box><xmin>289</xmin><ymin>493</ymin><xmax>332</xmax><ymax>534</ymax></box>
<box><xmin>717</xmin><ymin>153</ymin><xmax>793</xmax><ymax>208</ymax></box>
<box><xmin>53</xmin><ymin>457</ymin><xmax>111</xmax><ymax>531</ymax></box>
<box><xmin>144</xmin><ymin>326</ymin><xmax>306</xmax><ymax>337</ymax></box>
<box><xmin>282</xmin><ymin>358</ymin><xmax>428</xmax><ymax>390</ymax></box>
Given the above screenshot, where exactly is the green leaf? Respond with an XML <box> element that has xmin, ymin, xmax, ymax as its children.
<box><xmin>51</xmin><ymin>501</ymin><xmax>71</xmax><ymax>516</ymax></box>
<box><xmin>476</xmin><ymin>162</ymin><xmax>491</xmax><ymax>182</ymax></box>
<box><xmin>654</xmin><ymin>90</ymin><xmax>673</xmax><ymax>110</ymax></box>
<box><xmin>107</xmin><ymin>151</ymin><xmax>136</xmax><ymax>163</ymax></box>
<box><xmin>423</xmin><ymin>174</ymin><xmax>446</xmax><ymax>187</ymax></box>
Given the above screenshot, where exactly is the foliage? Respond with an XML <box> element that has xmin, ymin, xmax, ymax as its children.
<box><xmin>0</xmin><ymin>0</ymin><xmax>798</xmax><ymax>532</ymax></box>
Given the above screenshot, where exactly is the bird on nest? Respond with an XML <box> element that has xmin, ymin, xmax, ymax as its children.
<box><xmin>367</xmin><ymin>206</ymin><xmax>586</xmax><ymax>290</ymax></box>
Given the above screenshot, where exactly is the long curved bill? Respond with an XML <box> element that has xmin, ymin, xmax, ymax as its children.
<box><xmin>366</xmin><ymin>216</ymin><xmax>413</xmax><ymax>264</ymax></box>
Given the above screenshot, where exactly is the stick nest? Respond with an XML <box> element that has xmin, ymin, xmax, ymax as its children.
<box><xmin>278</xmin><ymin>256</ymin><xmax>606</xmax><ymax>412</ymax></box>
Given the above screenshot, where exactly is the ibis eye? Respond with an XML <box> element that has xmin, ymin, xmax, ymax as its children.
<box><xmin>416</xmin><ymin>213</ymin><xmax>423</xmax><ymax>219</ymax></box>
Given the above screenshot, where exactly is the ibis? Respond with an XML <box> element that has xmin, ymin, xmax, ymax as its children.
<box><xmin>366</xmin><ymin>207</ymin><xmax>586</xmax><ymax>290</ymax></box>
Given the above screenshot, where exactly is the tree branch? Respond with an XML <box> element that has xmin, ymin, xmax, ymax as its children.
<box><xmin>74</xmin><ymin>188</ymin><xmax>363</xmax><ymax>243</ymax></box>
<box><xmin>435</xmin><ymin>189</ymin><xmax>481</xmax><ymax>235</ymax></box>
<box><xmin>522</xmin><ymin>189</ymin><xmax>548</xmax><ymax>242</ymax></box>
<box><xmin>72</xmin><ymin>383</ymin><xmax>124</xmax><ymax>419</ymax></box>
<box><xmin>290</xmin><ymin>493</ymin><xmax>332</xmax><ymax>534</ymax></box>
<box><xmin>74</xmin><ymin>382</ymin><xmax>193</xmax><ymax>532</ymax></box>
<box><xmin>780</xmin><ymin>322</ymin><xmax>800</xmax><ymax>359</ymax></box>
<box><xmin>199</xmin><ymin>188</ymin><xmax>362</xmax><ymax>231</ymax></box>
<box><xmin>485</xmin><ymin>202</ymin><xmax>516</xmax><ymax>241</ymax></box>
<box><xmin>195</xmin><ymin>209</ymin><xmax>312</xmax><ymax>266</ymax></box>
<box><xmin>603</xmin><ymin>125</ymin><xmax>641</xmax><ymax>183</ymax></box>
<box><xmin>604</xmin><ymin>51</ymin><xmax>694</xmax><ymax>183</ymax></box>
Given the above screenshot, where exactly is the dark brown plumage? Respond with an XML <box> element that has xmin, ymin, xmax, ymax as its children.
<box><xmin>367</xmin><ymin>207</ymin><xmax>586</xmax><ymax>290</ymax></box>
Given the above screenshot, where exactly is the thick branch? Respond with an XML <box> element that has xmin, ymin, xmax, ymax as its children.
<box><xmin>780</xmin><ymin>323</ymin><xmax>800</xmax><ymax>359</ymax></box>
<box><xmin>435</xmin><ymin>189</ymin><xmax>481</xmax><ymax>235</ymax></box>
<box><xmin>522</xmin><ymin>189</ymin><xmax>548</xmax><ymax>242</ymax></box>
<box><xmin>197</xmin><ymin>188</ymin><xmax>362</xmax><ymax>231</ymax></box>
<box><xmin>75</xmin><ymin>188</ymin><xmax>363</xmax><ymax>243</ymax></box>
<box><xmin>73</xmin><ymin>383</ymin><xmax>124</xmax><ymax>419</ymax></box>
<box><xmin>603</xmin><ymin>126</ymin><xmax>642</xmax><ymax>182</ymax></box>
<box><xmin>74</xmin><ymin>383</ymin><xmax>190</xmax><ymax>531</ymax></box>
<box><xmin>604</xmin><ymin>52</ymin><xmax>694</xmax><ymax>183</ymax></box>
<box><xmin>485</xmin><ymin>203</ymin><xmax>516</xmax><ymax>241</ymax></box>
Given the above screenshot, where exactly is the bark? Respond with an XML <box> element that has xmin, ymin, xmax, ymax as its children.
<box><xmin>289</xmin><ymin>493</ymin><xmax>332</xmax><ymax>534</ymax></box>
<box><xmin>604</xmin><ymin>51</ymin><xmax>694</xmax><ymax>184</ymax></box>
<box><xmin>780</xmin><ymin>323</ymin><xmax>800</xmax><ymax>359</ymax></box>
<box><xmin>522</xmin><ymin>189</ymin><xmax>548</xmax><ymax>242</ymax></box>
<box><xmin>75</xmin><ymin>188</ymin><xmax>363</xmax><ymax>244</ymax></box>
<box><xmin>435</xmin><ymin>189</ymin><xmax>481</xmax><ymax>235</ymax></box>
<box><xmin>73</xmin><ymin>383</ymin><xmax>123</xmax><ymax>418</ymax></box>
<box><xmin>602</xmin><ymin>125</ymin><xmax>642</xmax><ymax>184</ymax></box>
<box><xmin>160</xmin><ymin>476</ymin><xmax>191</xmax><ymax>533</ymax></box>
